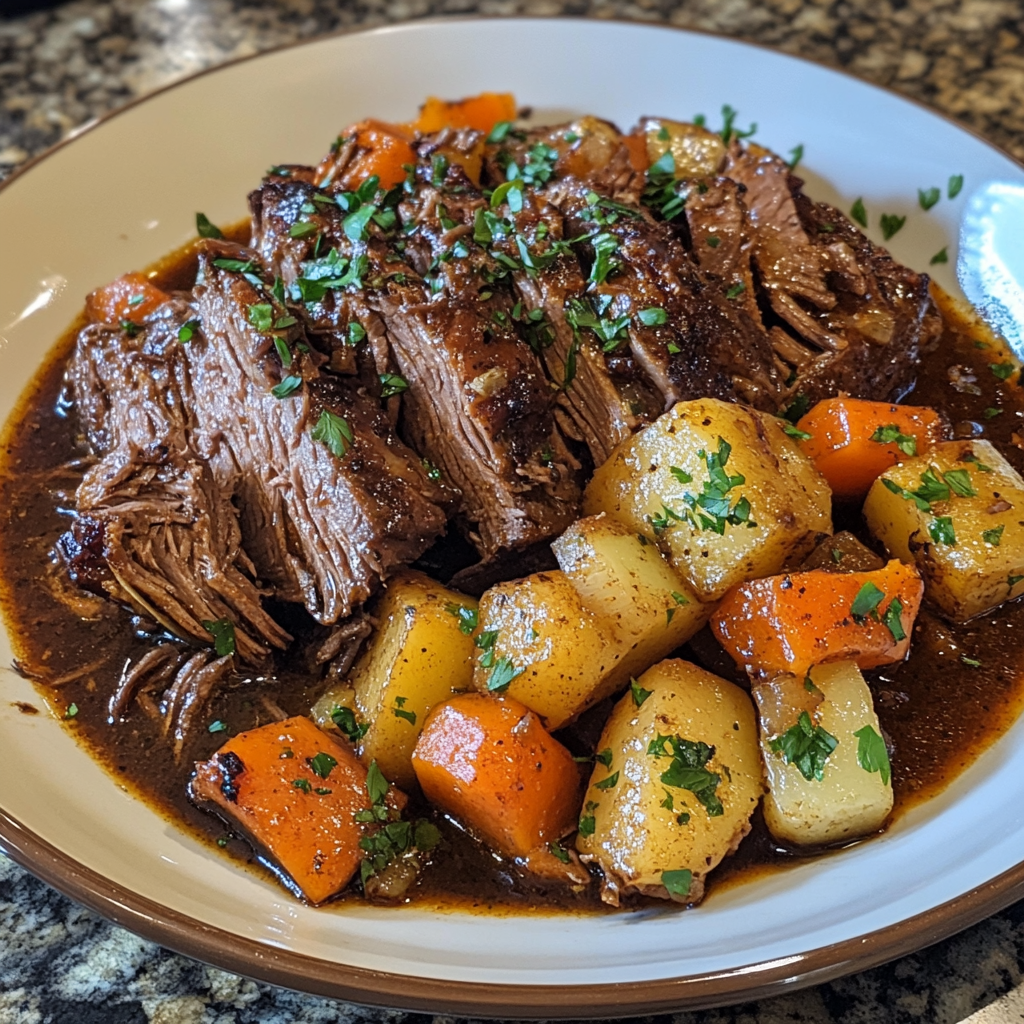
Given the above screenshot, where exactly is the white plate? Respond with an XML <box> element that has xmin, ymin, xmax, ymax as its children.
<box><xmin>1</xmin><ymin>18</ymin><xmax>1023</xmax><ymax>1017</ymax></box>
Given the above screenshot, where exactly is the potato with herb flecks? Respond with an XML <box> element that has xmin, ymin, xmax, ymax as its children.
<box><xmin>756</xmin><ymin>660</ymin><xmax>893</xmax><ymax>847</ymax></box>
<box><xmin>575</xmin><ymin>659</ymin><xmax>762</xmax><ymax>906</ymax></box>
<box><xmin>311</xmin><ymin>570</ymin><xmax>477</xmax><ymax>790</ymax></box>
<box><xmin>471</xmin><ymin>570</ymin><xmax>624</xmax><ymax>731</ymax></box>
<box><xmin>551</xmin><ymin>514</ymin><xmax>709</xmax><ymax>681</ymax></box>
<box><xmin>864</xmin><ymin>439</ymin><xmax>1024</xmax><ymax>621</ymax></box>
<box><xmin>584</xmin><ymin>399</ymin><xmax>832</xmax><ymax>600</ymax></box>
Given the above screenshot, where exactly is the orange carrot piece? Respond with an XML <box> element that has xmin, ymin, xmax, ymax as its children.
<box><xmin>711</xmin><ymin>560</ymin><xmax>924</xmax><ymax>681</ymax></box>
<box><xmin>85</xmin><ymin>272</ymin><xmax>169</xmax><ymax>325</ymax></box>
<box><xmin>192</xmin><ymin>716</ymin><xmax>404</xmax><ymax>904</ymax></box>
<box><xmin>623</xmin><ymin>132</ymin><xmax>649</xmax><ymax>172</ymax></box>
<box><xmin>796</xmin><ymin>397</ymin><xmax>944</xmax><ymax>501</ymax></box>
<box><xmin>412</xmin><ymin>693</ymin><xmax>581</xmax><ymax>860</ymax></box>
<box><xmin>315</xmin><ymin>119</ymin><xmax>417</xmax><ymax>192</ymax></box>
<box><xmin>413</xmin><ymin>92</ymin><xmax>517</xmax><ymax>135</ymax></box>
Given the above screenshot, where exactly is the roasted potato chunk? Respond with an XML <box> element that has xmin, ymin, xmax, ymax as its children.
<box><xmin>584</xmin><ymin>399</ymin><xmax>832</xmax><ymax>599</ymax></box>
<box><xmin>575</xmin><ymin>659</ymin><xmax>762</xmax><ymax>905</ymax></box>
<box><xmin>311</xmin><ymin>570</ymin><xmax>477</xmax><ymax>790</ymax></box>
<box><xmin>472</xmin><ymin>570</ymin><xmax>625</xmax><ymax>731</ymax></box>
<box><xmin>864</xmin><ymin>439</ymin><xmax>1024</xmax><ymax>621</ymax></box>
<box><xmin>756</xmin><ymin>660</ymin><xmax>893</xmax><ymax>846</ymax></box>
<box><xmin>551</xmin><ymin>514</ymin><xmax>709</xmax><ymax>680</ymax></box>
<box><xmin>637</xmin><ymin>117</ymin><xmax>726</xmax><ymax>178</ymax></box>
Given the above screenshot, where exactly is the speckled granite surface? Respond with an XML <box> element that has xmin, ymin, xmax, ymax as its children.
<box><xmin>4</xmin><ymin>2</ymin><xmax>1024</xmax><ymax>1022</ymax></box>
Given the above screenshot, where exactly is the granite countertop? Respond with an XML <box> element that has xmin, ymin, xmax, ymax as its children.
<box><xmin>4</xmin><ymin>2</ymin><xmax>1024</xmax><ymax>1023</ymax></box>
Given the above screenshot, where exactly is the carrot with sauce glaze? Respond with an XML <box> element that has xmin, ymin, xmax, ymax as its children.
<box><xmin>85</xmin><ymin>272</ymin><xmax>169</xmax><ymax>325</ymax></box>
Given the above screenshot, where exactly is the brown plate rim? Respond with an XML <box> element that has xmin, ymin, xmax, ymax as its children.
<box><xmin>2</xmin><ymin>14</ymin><xmax>1024</xmax><ymax>1017</ymax></box>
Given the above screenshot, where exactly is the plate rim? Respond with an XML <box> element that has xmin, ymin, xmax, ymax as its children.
<box><xmin>2</xmin><ymin>14</ymin><xmax>1024</xmax><ymax>1016</ymax></box>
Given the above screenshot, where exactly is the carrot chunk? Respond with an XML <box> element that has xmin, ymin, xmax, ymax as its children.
<box><xmin>413</xmin><ymin>92</ymin><xmax>517</xmax><ymax>135</ymax></box>
<box><xmin>316</xmin><ymin>119</ymin><xmax>417</xmax><ymax>192</ymax></box>
<box><xmin>711</xmin><ymin>560</ymin><xmax>924</xmax><ymax>681</ymax></box>
<box><xmin>412</xmin><ymin>693</ymin><xmax>581</xmax><ymax>862</ymax></box>
<box><xmin>191</xmin><ymin>716</ymin><xmax>404</xmax><ymax>904</ymax></box>
<box><xmin>795</xmin><ymin>398</ymin><xmax>944</xmax><ymax>501</ymax></box>
<box><xmin>85</xmin><ymin>272</ymin><xmax>169</xmax><ymax>325</ymax></box>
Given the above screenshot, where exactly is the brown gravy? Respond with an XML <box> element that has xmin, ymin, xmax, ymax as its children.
<box><xmin>3</xmin><ymin>235</ymin><xmax>1024</xmax><ymax>915</ymax></box>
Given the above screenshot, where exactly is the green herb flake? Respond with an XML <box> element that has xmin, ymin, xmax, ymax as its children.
<box><xmin>310</xmin><ymin>410</ymin><xmax>354</xmax><ymax>458</ymax></box>
<box><xmin>990</xmin><ymin>362</ymin><xmax>1015</xmax><ymax>381</ymax></box>
<box><xmin>331</xmin><ymin>705</ymin><xmax>368</xmax><ymax>743</ymax></box>
<box><xmin>594</xmin><ymin>771</ymin><xmax>619</xmax><ymax>791</ymax></box>
<box><xmin>202</xmin><ymin>617</ymin><xmax>236</xmax><ymax>657</ymax></box>
<box><xmin>948</xmin><ymin>174</ymin><xmax>964</xmax><ymax>199</ymax></box>
<box><xmin>661</xmin><ymin>868</ymin><xmax>692</xmax><ymax>898</ymax></box>
<box><xmin>880</xmin><ymin>213</ymin><xmax>906</xmax><ymax>240</ymax></box>
<box><xmin>196</xmin><ymin>212</ymin><xmax>224</xmax><ymax>239</ymax></box>
<box><xmin>670</xmin><ymin>466</ymin><xmax>693</xmax><ymax>484</ymax></box>
<box><xmin>961</xmin><ymin>654</ymin><xmax>982</xmax><ymax>668</ymax></box>
<box><xmin>1010</xmin><ymin>574</ymin><xmax>1024</xmax><ymax>589</ymax></box>
<box><xmin>929</xmin><ymin>516</ymin><xmax>957</xmax><ymax>545</ymax></box>
<box><xmin>578</xmin><ymin>800</ymin><xmax>598</xmax><ymax>837</ymax></box>
<box><xmin>784</xmin><ymin>424</ymin><xmax>812</xmax><ymax>441</ymax></box>
<box><xmin>247</xmin><ymin>303</ymin><xmax>274</xmax><ymax>332</ymax></box>
<box><xmin>392</xmin><ymin>696</ymin><xmax>417</xmax><ymax>725</ymax></box>
<box><xmin>638</xmin><ymin>307</ymin><xmax>668</xmax><ymax>326</ymax></box>
<box><xmin>984</xmin><ymin>407</ymin><xmax>1004</xmax><ymax>419</ymax></box>
<box><xmin>271</xmin><ymin>375</ymin><xmax>303</xmax><ymax>399</ymax></box>
<box><xmin>882</xmin><ymin>596</ymin><xmax>906</xmax><ymax>643</ymax></box>
<box><xmin>851</xmin><ymin>198</ymin><xmax>868</xmax><ymax>228</ymax></box>
<box><xmin>631</xmin><ymin>677</ymin><xmax>653</xmax><ymax>707</ymax></box>
<box><xmin>984</xmin><ymin>524</ymin><xmax>1005</xmax><ymax>546</ymax></box>
<box><xmin>930</xmin><ymin>247</ymin><xmax>949</xmax><ymax>265</ymax></box>
<box><xmin>490</xmin><ymin>179</ymin><xmax>524</xmax><ymax>211</ymax></box>
<box><xmin>770</xmin><ymin>711</ymin><xmax>838</xmax><ymax>782</ymax></box>
<box><xmin>649</xmin><ymin>734</ymin><xmax>723</xmax><ymax>816</ymax></box>
<box><xmin>851</xmin><ymin>581</ymin><xmax>885</xmax><ymax>622</ymax></box>
<box><xmin>870</xmin><ymin>424</ymin><xmax>917</xmax><ymax>456</ymax></box>
<box><xmin>293</xmin><ymin>778</ymin><xmax>312</xmax><ymax>793</ymax></box>
<box><xmin>853</xmin><ymin>725</ymin><xmax>891</xmax><ymax>786</ymax></box>
<box><xmin>216</xmin><ymin>837</ymin><xmax>229</xmax><ymax>847</ymax></box>
<box><xmin>595</xmin><ymin>748</ymin><xmax>613</xmax><ymax>768</ymax></box>
<box><xmin>309</xmin><ymin>751</ymin><xmax>338</xmax><ymax>779</ymax></box>
<box><xmin>379</xmin><ymin>372</ymin><xmax>409</xmax><ymax>398</ymax></box>
<box><xmin>725</xmin><ymin>281</ymin><xmax>746</xmax><ymax>300</ymax></box>
<box><xmin>486</xmin><ymin>120</ymin><xmax>513</xmax><ymax>144</ymax></box>
<box><xmin>549</xmin><ymin>841</ymin><xmax>571</xmax><ymax>863</ymax></box>
<box><xmin>289</xmin><ymin>220</ymin><xmax>319</xmax><ymax>239</ymax></box>
<box><xmin>918</xmin><ymin>187</ymin><xmax>940</xmax><ymax>211</ymax></box>
<box><xmin>487</xmin><ymin>655</ymin><xmax>523</xmax><ymax>692</ymax></box>
<box><xmin>787</xmin><ymin>144</ymin><xmax>804</xmax><ymax>170</ymax></box>
<box><xmin>64</xmin><ymin>703</ymin><xmax>78</xmax><ymax>720</ymax></box>
<box><xmin>208</xmin><ymin>719</ymin><xmax>228</xmax><ymax>734</ymax></box>
<box><xmin>177</xmin><ymin>319</ymin><xmax>200</xmax><ymax>344</ymax></box>
<box><xmin>672</xmin><ymin>590</ymin><xmax>690</xmax><ymax>606</ymax></box>
<box><xmin>445</xmin><ymin>603</ymin><xmax>478</xmax><ymax>635</ymax></box>
<box><xmin>943</xmin><ymin>468</ymin><xmax>976</xmax><ymax>497</ymax></box>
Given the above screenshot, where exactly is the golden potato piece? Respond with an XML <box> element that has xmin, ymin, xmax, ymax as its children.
<box><xmin>639</xmin><ymin>117</ymin><xmax>727</xmax><ymax>179</ymax></box>
<box><xmin>584</xmin><ymin>398</ymin><xmax>832</xmax><ymax>600</ymax></box>
<box><xmin>575</xmin><ymin>659</ymin><xmax>762</xmax><ymax>905</ymax></box>
<box><xmin>472</xmin><ymin>570</ymin><xmax>624</xmax><ymax>731</ymax></box>
<box><xmin>551</xmin><ymin>514</ymin><xmax>709</xmax><ymax>680</ymax></box>
<box><xmin>311</xmin><ymin>570</ymin><xmax>477</xmax><ymax>790</ymax></box>
<box><xmin>756</xmin><ymin>660</ymin><xmax>893</xmax><ymax>847</ymax></box>
<box><xmin>864</xmin><ymin>439</ymin><xmax>1024</xmax><ymax>621</ymax></box>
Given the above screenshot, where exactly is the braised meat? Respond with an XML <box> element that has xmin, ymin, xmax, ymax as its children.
<box><xmin>62</xmin><ymin>300</ymin><xmax>290</xmax><ymax>664</ymax></box>
<box><xmin>250</xmin><ymin>166</ymin><xmax>581</xmax><ymax>558</ymax></box>
<box><xmin>187</xmin><ymin>240</ymin><xmax>451</xmax><ymax>624</ymax></box>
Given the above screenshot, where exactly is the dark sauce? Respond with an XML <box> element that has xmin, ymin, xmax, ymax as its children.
<box><xmin>3</xmin><ymin>238</ymin><xmax>1024</xmax><ymax>915</ymax></box>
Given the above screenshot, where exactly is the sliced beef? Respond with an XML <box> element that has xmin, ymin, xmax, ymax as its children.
<box><xmin>187</xmin><ymin>240</ymin><xmax>450</xmax><ymax>624</ymax></box>
<box><xmin>64</xmin><ymin>306</ymin><xmax>290</xmax><ymax>663</ymax></box>
<box><xmin>250</xmin><ymin>169</ymin><xmax>580</xmax><ymax>557</ymax></box>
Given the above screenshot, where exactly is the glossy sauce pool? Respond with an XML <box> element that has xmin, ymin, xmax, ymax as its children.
<box><xmin>2</xmin><ymin>234</ymin><xmax>1024</xmax><ymax>915</ymax></box>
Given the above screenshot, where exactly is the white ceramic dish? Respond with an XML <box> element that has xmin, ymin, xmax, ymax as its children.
<box><xmin>2</xmin><ymin>18</ymin><xmax>1024</xmax><ymax>1017</ymax></box>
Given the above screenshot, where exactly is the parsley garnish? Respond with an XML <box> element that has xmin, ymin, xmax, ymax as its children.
<box><xmin>487</xmin><ymin>656</ymin><xmax>523</xmax><ymax>692</ymax></box>
<box><xmin>725</xmin><ymin>282</ymin><xmax>746</xmax><ymax>300</ymax></box>
<box><xmin>212</xmin><ymin>257</ymin><xmax>258</xmax><ymax>274</ymax></box>
<box><xmin>64</xmin><ymin>703</ymin><xmax>78</xmax><ymax>720</ymax></box>
<box><xmin>1010</xmin><ymin>574</ymin><xmax>1024</xmax><ymax>589</ymax></box>
<box><xmin>943</xmin><ymin>468</ymin><xmax>976</xmax><ymax>497</ymax></box>
<box><xmin>489</xmin><ymin>179</ymin><xmax>524</xmax><ymax>211</ymax></box>
<box><xmin>549</xmin><ymin>841</ymin><xmax>570</xmax><ymax>864</ymax></box>
<box><xmin>196</xmin><ymin>212</ymin><xmax>223</xmax><ymax>239</ymax></box>
<box><xmin>983</xmin><ymin>524</ymin><xmax>1005</xmax><ymax>546</ymax></box>
<box><xmin>392</xmin><ymin>696</ymin><xmax>416</xmax><ymax>725</ymax></box>
<box><xmin>309</xmin><ymin>751</ymin><xmax>337</xmax><ymax>779</ymax></box>
<box><xmin>661</xmin><ymin>869</ymin><xmax>692</xmax><ymax>897</ymax></box>
<box><xmin>787</xmin><ymin>144</ymin><xmax>804</xmax><ymax>170</ymax></box>
<box><xmin>851</xmin><ymin>198</ymin><xmax>868</xmax><ymax>228</ymax></box>
<box><xmin>379</xmin><ymin>373</ymin><xmax>409</xmax><ymax>398</ymax></box>
<box><xmin>990</xmin><ymin>362</ymin><xmax>1015</xmax><ymax>381</ymax></box>
<box><xmin>719</xmin><ymin>104</ymin><xmax>756</xmax><ymax>143</ymax></box>
<box><xmin>331</xmin><ymin>705</ymin><xmax>368</xmax><ymax>743</ymax></box>
<box><xmin>208</xmin><ymin>719</ymin><xmax>227</xmax><ymax>733</ymax></box>
<box><xmin>310</xmin><ymin>410</ymin><xmax>353</xmax><ymax>458</ymax></box>
<box><xmin>272</xmin><ymin>376</ymin><xmax>302</xmax><ymax>399</ymax></box>
<box><xmin>578</xmin><ymin>801</ymin><xmax>598</xmax><ymax>837</ymax></box>
<box><xmin>870</xmin><ymin>424</ymin><xmax>916</xmax><ymax>456</ymax></box>
<box><xmin>948</xmin><ymin>174</ymin><xmax>964</xmax><ymax>199</ymax></box>
<box><xmin>486</xmin><ymin>121</ymin><xmax>513</xmax><ymax>143</ymax></box>
<box><xmin>784</xmin><ymin>424</ymin><xmax>812</xmax><ymax>441</ymax></box>
<box><xmin>595</xmin><ymin>748</ymin><xmax>613</xmax><ymax>768</ymax></box>
<box><xmin>648</xmin><ymin>734</ymin><xmax>723</xmax><ymax>816</ymax></box>
<box><xmin>674</xmin><ymin>437</ymin><xmax>756</xmax><ymax>535</ymax></box>
<box><xmin>594</xmin><ymin>771</ymin><xmax>619</xmax><ymax>791</ymax></box>
<box><xmin>638</xmin><ymin>307</ymin><xmax>668</xmax><ymax>326</ymax></box>
<box><xmin>851</xmin><ymin>581</ymin><xmax>885</xmax><ymax>623</ymax></box>
<box><xmin>588</xmin><ymin>232</ymin><xmax>620</xmax><ymax>286</ymax></box>
<box><xmin>631</xmin><ymin>677</ymin><xmax>652</xmax><ymax>707</ymax></box>
<box><xmin>782</xmin><ymin>393</ymin><xmax>810</xmax><ymax>423</ymax></box>
<box><xmin>984</xmin><ymin>407</ymin><xmax>1003</xmax><ymax>419</ymax></box>
<box><xmin>202</xmin><ymin>617</ymin><xmax>236</xmax><ymax>657</ymax></box>
<box><xmin>853</xmin><ymin>725</ymin><xmax>891</xmax><ymax>786</ymax></box>
<box><xmin>445</xmin><ymin>603</ymin><xmax>478</xmax><ymax>635</ymax></box>
<box><xmin>929</xmin><ymin>516</ymin><xmax>956</xmax><ymax>545</ymax></box>
<box><xmin>918</xmin><ymin>187</ymin><xmax>940</xmax><ymax>211</ymax></box>
<box><xmin>770</xmin><ymin>712</ymin><xmax>838</xmax><ymax>782</ymax></box>
<box><xmin>930</xmin><ymin>247</ymin><xmax>949</xmax><ymax>265</ymax></box>
<box><xmin>289</xmin><ymin>221</ymin><xmax>319</xmax><ymax>239</ymax></box>
<box><xmin>880</xmin><ymin>213</ymin><xmax>906</xmax><ymax>240</ymax></box>
<box><xmin>961</xmin><ymin>654</ymin><xmax>982</xmax><ymax>668</ymax></box>
<box><xmin>882</xmin><ymin>596</ymin><xmax>906</xmax><ymax>642</ymax></box>
<box><xmin>293</xmin><ymin>778</ymin><xmax>312</xmax><ymax>793</ymax></box>
<box><xmin>177</xmin><ymin>319</ymin><xmax>199</xmax><ymax>343</ymax></box>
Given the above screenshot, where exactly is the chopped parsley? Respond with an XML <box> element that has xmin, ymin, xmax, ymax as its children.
<box><xmin>661</xmin><ymin>869</ymin><xmax>692</xmax><ymax>898</ymax></box>
<box><xmin>918</xmin><ymin>187</ymin><xmax>940</xmax><ymax>211</ymax></box>
<box><xmin>782</xmin><ymin>393</ymin><xmax>811</xmax><ymax>423</ymax></box>
<box><xmin>1010</xmin><ymin>574</ymin><xmax>1024</xmax><ymax>589</ymax></box>
<box><xmin>196</xmin><ymin>212</ymin><xmax>223</xmax><ymax>239</ymax></box>
<box><xmin>64</xmin><ymin>703</ymin><xmax>78</xmax><ymax>720</ymax></box>
<box><xmin>990</xmin><ymin>361</ymin><xmax>1015</xmax><ymax>381</ymax></box>
<box><xmin>202</xmin><ymin>617</ymin><xmax>236</xmax><ymax>657</ymax></box>
<box><xmin>392</xmin><ymin>696</ymin><xmax>416</xmax><ymax>725</ymax></box>
<box><xmin>271</xmin><ymin>375</ymin><xmax>302</xmax><ymax>399</ymax></box>
<box><xmin>549</xmin><ymin>841</ymin><xmax>570</xmax><ymax>864</ymax></box>
<box><xmin>984</xmin><ymin>524</ymin><xmax>1005</xmax><ymax>546</ymax></box>
<box><xmin>719</xmin><ymin>104</ymin><xmax>756</xmax><ymax>143</ymax></box>
<box><xmin>486</xmin><ymin>120</ymin><xmax>513</xmax><ymax>143</ymax></box>
<box><xmin>851</xmin><ymin>581</ymin><xmax>886</xmax><ymax>623</ymax></box>
<box><xmin>769</xmin><ymin>711</ymin><xmax>838</xmax><ymax>782</ymax></box>
<box><xmin>631</xmin><ymin>677</ymin><xmax>653</xmax><ymax>707</ymax></box>
<box><xmin>594</xmin><ymin>771</ymin><xmax>619</xmax><ymax>791</ymax></box>
<box><xmin>637</xmin><ymin>307</ymin><xmax>668</xmax><ymax>327</ymax></box>
<box><xmin>870</xmin><ymin>424</ymin><xmax>917</xmax><ymax>456</ymax></box>
<box><xmin>880</xmin><ymin>213</ymin><xmax>906</xmax><ymax>240</ymax></box>
<box><xmin>487</xmin><ymin>655</ymin><xmax>523</xmax><ymax>692</ymax></box>
<box><xmin>725</xmin><ymin>282</ymin><xmax>746</xmax><ymax>300</ymax></box>
<box><xmin>929</xmin><ymin>516</ymin><xmax>956</xmax><ymax>545</ymax></box>
<box><xmin>208</xmin><ymin>719</ymin><xmax>227</xmax><ymax>734</ymax></box>
<box><xmin>177</xmin><ymin>319</ymin><xmax>200</xmax><ymax>344</ymax></box>
<box><xmin>930</xmin><ymin>247</ymin><xmax>949</xmax><ymax>265</ymax></box>
<box><xmin>672</xmin><ymin>437</ymin><xmax>756</xmax><ymax>535</ymax></box>
<box><xmin>948</xmin><ymin>174</ymin><xmax>964</xmax><ymax>199</ymax></box>
<box><xmin>331</xmin><ymin>705</ymin><xmax>369</xmax><ymax>743</ymax></box>
<box><xmin>310</xmin><ymin>410</ymin><xmax>353</xmax><ymax>458</ymax></box>
<box><xmin>379</xmin><ymin>373</ymin><xmax>409</xmax><ymax>398</ymax></box>
<box><xmin>595</xmin><ymin>748</ymin><xmax>613</xmax><ymax>768</ymax></box>
<box><xmin>853</xmin><ymin>725</ymin><xmax>891</xmax><ymax>786</ymax></box>
<box><xmin>850</xmin><ymin>198</ymin><xmax>868</xmax><ymax>228</ymax></box>
<box><xmin>943</xmin><ymin>468</ymin><xmax>976</xmax><ymax>497</ymax></box>
<box><xmin>578</xmin><ymin>800</ymin><xmax>598</xmax><ymax>837</ymax></box>
<box><xmin>882</xmin><ymin>596</ymin><xmax>906</xmax><ymax>643</ymax></box>
<box><xmin>588</xmin><ymin>232</ymin><xmax>620</xmax><ymax>286</ymax></box>
<box><xmin>293</xmin><ymin>778</ymin><xmax>312</xmax><ymax>793</ymax></box>
<box><xmin>289</xmin><ymin>221</ymin><xmax>319</xmax><ymax>239</ymax></box>
<box><xmin>984</xmin><ymin>407</ymin><xmax>1004</xmax><ymax>419</ymax></box>
<box><xmin>445</xmin><ymin>603</ymin><xmax>478</xmax><ymax>635</ymax></box>
<box><xmin>787</xmin><ymin>144</ymin><xmax>804</xmax><ymax>170</ymax></box>
<box><xmin>961</xmin><ymin>654</ymin><xmax>983</xmax><ymax>668</ymax></box>
<box><xmin>648</xmin><ymin>734</ymin><xmax>723</xmax><ymax>816</ymax></box>
<box><xmin>309</xmin><ymin>751</ymin><xmax>338</xmax><ymax>779</ymax></box>
<box><xmin>783</xmin><ymin>424</ymin><xmax>812</xmax><ymax>441</ymax></box>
